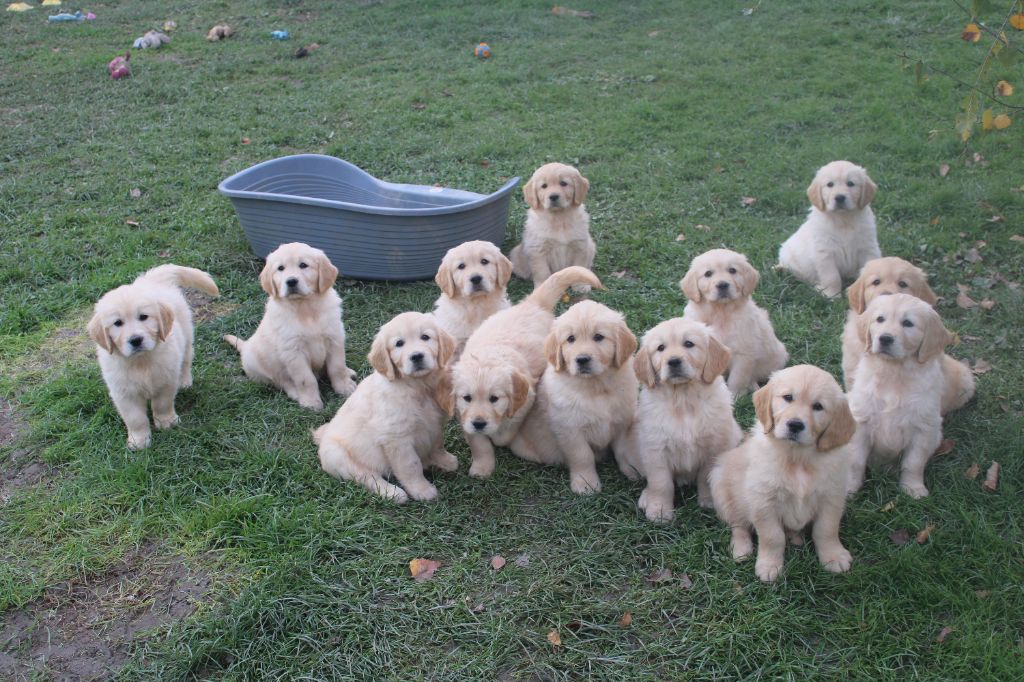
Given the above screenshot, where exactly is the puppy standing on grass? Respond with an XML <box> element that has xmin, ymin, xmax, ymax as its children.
<box><xmin>315</xmin><ymin>312</ymin><xmax>457</xmax><ymax>503</ymax></box>
<box><xmin>622</xmin><ymin>318</ymin><xmax>741</xmax><ymax>523</ymax></box>
<box><xmin>89</xmin><ymin>264</ymin><xmax>219</xmax><ymax>450</ymax></box>
<box><xmin>452</xmin><ymin>266</ymin><xmax>604</xmax><ymax>481</ymax></box>
<box><xmin>710</xmin><ymin>365</ymin><xmax>857</xmax><ymax>583</ymax></box>
<box><xmin>224</xmin><ymin>242</ymin><xmax>356</xmax><ymax>410</ymax></box>
<box><xmin>846</xmin><ymin>294</ymin><xmax>954</xmax><ymax>499</ymax></box>
<box><xmin>504</xmin><ymin>301</ymin><xmax>638</xmax><ymax>495</ymax></box>
<box><xmin>509</xmin><ymin>163</ymin><xmax>596</xmax><ymax>288</ymax></box>
<box><xmin>842</xmin><ymin>257</ymin><xmax>975</xmax><ymax>414</ymax></box>
<box><xmin>431</xmin><ymin>240</ymin><xmax>512</xmax><ymax>353</ymax></box>
<box><xmin>778</xmin><ymin>160</ymin><xmax>880</xmax><ymax>298</ymax></box>
<box><xmin>681</xmin><ymin>249</ymin><xmax>788</xmax><ymax>396</ymax></box>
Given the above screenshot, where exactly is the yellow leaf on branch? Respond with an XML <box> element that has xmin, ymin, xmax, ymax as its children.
<box><xmin>993</xmin><ymin>114</ymin><xmax>1012</xmax><ymax>129</ymax></box>
<box><xmin>1010</xmin><ymin>14</ymin><xmax>1024</xmax><ymax>31</ymax></box>
<box><xmin>996</xmin><ymin>80</ymin><xmax>1014</xmax><ymax>97</ymax></box>
<box><xmin>961</xmin><ymin>23</ymin><xmax>981</xmax><ymax>42</ymax></box>
<box><xmin>982</xmin><ymin>109</ymin><xmax>994</xmax><ymax>131</ymax></box>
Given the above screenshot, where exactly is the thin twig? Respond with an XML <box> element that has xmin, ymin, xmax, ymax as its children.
<box><xmin>898</xmin><ymin>51</ymin><xmax>1024</xmax><ymax>110</ymax></box>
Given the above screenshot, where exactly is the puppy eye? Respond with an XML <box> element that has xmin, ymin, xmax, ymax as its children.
<box><xmin>481</xmin><ymin>258</ymin><xmax>489</xmax><ymax>265</ymax></box>
<box><xmin>704</xmin><ymin>270</ymin><xmax>713</xmax><ymax>278</ymax></box>
<box><xmin>277</xmin><ymin>265</ymin><xmax>285</xmax><ymax>271</ymax></box>
<box><xmin>299</xmin><ymin>262</ymin><xmax>308</xmax><ymax>269</ymax></box>
<box><xmin>113</xmin><ymin>319</ymin><xmax>124</xmax><ymax>327</ymax></box>
<box><xmin>559</xmin><ymin>180</ymin><xmax>568</xmax><ymax>187</ymax></box>
<box><xmin>457</xmin><ymin>263</ymin><xmax>466</xmax><ymax>270</ymax></box>
<box><xmin>656</xmin><ymin>344</ymin><xmax>665</xmax><ymax>352</ymax></box>
<box><xmin>683</xmin><ymin>340</ymin><xmax>694</xmax><ymax>348</ymax></box>
<box><xmin>396</xmin><ymin>340</ymin><xmax>405</xmax><ymax>347</ymax></box>
<box><xmin>593</xmin><ymin>333</ymin><xmax>604</xmax><ymax>342</ymax></box>
<box><xmin>846</xmin><ymin>181</ymin><xmax>855</xmax><ymax>187</ymax></box>
<box><xmin>902</xmin><ymin>319</ymin><xmax>914</xmax><ymax>328</ymax></box>
<box><xmin>138</xmin><ymin>314</ymin><xmax>148</xmax><ymax>321</ymax></box>
<box><xmin>567</xmin><ymin>335</ymin><xmax>576</xmax><ymax>343</ymax></box>
<box><xmin>812</xmin><ymin>402</ymin><xmax>824</xmax><ymax>411</ymax></box>
<box><xmin>876</xmin><ymin>316</ymin><xmax>885</xmax><ymax>323</ymax></box>
<box><xmin>728</xmin><ymin>267</ymin><xmax>737</xmax><ymax>274</ymax></box>
<box><xmin>489</xmin><ymin>395</ymin><xmax>499</xmax><ymax>403</ymax></box>
<box><xmin>463</xmin><ymin>394</ymin><xmax>472</xmax><ymax>402</ymax></box>
<box><xmin>782</xmin><ymin>394</ymin><xmax>793</xmax><ymax>402</ymax></box>
<box><xmin>420</xmin><ymin>334</ymin><xmax>430</xmax><ymax>341</ymax></box>
<box><xmin>826</xmin><ymin>181</ymin><xmax>834</xmax><ymax>188</ymax></box>
<box><xmin>898</xmin><ymin>281</ymin><xmax>908</xmax><ymax>288</ymax></box>
<box><xmin>871</xmin><ymin>278</ymin><xmax>881</xmax><ymax>286</ymax></box>
<box><xmin>540</xmin><ymin>183</ymin><xmax>548</xmax><ymax>189</ymax></box>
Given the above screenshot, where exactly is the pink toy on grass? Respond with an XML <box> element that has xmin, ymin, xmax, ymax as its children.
<box><xmin>108</xmin><ymin>52</ymin><xmax>130</xmax><ymax>80</ymax></box>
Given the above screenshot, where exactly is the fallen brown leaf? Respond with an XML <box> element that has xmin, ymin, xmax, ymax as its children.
<box><xmin>471</xmin><ymin>602</ymin><xmax>485</xmax><ymax>613</ymax></box>
<box><xmin>514</xmin><ymin>553</ymin><xmax>530</xmax><ymax>567</ymax></box>
<box><xmin>157</xmin><ymin>249</ymin><xmax>172</xmax><ymax>258</ymax></box>
<box><xmin>125</xmin><ymin>219</ymin><xmax>140</xmax><ymax>227</ymax></box>
<box><xmin>980</xmin><ymin>299</ymin><xmax>996</xmax><ymax>310</ymax></box>
<box><xmin>565</xmin><ymin>620</ymin><xmax>582</xmax><ymax>631</ymax></box>
<box><xmin>617</xmin><ymin>612</ymin><xmax>633</xmax><ymax>628</ymax></box>
<box><xmin>552</xmin><ymin>6</ymin><xmax>595</xmax><ymax>18</ymax></box>
<box><xmin>936</xmin><ymin>626</ymin><xmax>955</xmax><ymax>643</ymax></box>
<box><xmin>965</xmin><ymin>463</ymin><xmax>980</xmax><ymax>480</ymax></box>
<box><xmin>933</xmin><ymin>440</ymin><xmax>955</xmax><ymax>457</ymax></box>
<box><xmin>241</xmin><ymin>137</ymin><xmax>250</xmax><ymax>145</ymax></box>
<box><xmin>547</xmin><ymin>629</ymin><xmax>562</xmax><ymax>646</ymax></box>
<box><xmin>930</xmin><ymin>216</ymin><xmax>941</xmax><ymax>225</ymax></box>
<box><xmin>956</xmin><ymin>284</ymin><xmax>977</xmax><ymax>309</ymax></box>
<box><xmin>881</xmin><ymin>500</ymin><xmax>896</xmax><ymax>512</ymax></box>
<box><xmin>490</xmin><ymin>555</ymin><xmax>506</xmax><ymax>571</ymax></box>
<box><xmin>889</xmin><ymin>529</ymin><xmax>912</xmax><ymax>545</ymax></box>
<box><xmin>645</xmin><ymin>567</ymin><xmax>673</xmax><ymax>583</ymax></box>
<box><xmin>988</xmin><ymin>215</ymin><xmax>1004</xmax><ymax>223</ymax></box>
<box><xmin>964</xmin><ymin>248</ymin><xmax>983</xmax><ymax>263</ymax></box>
<box><xmin>971</xmin><ymin>359</ymin><xmax>992</xmax><ymax>375</ymax></box>
<box><xmin>975</xmin><ymin>590</ymin><xmax>990</xmax><ymax>599</ymax></box>
<box><xmin>1010</xmin><ymin>235</ymin><xmax>1024</xmax><ymax>243</ymax></box>
<box><xmin>740</xmin><ymin>196</ymin><xmax>757</xmax><ymax>207</ymax></box>
<box><xmin>679</xmin><ymin>573</ymin><xmax>693</xmax><ymax>590</ymax></box>
<box><xmin>675</xmin><ymin>232</ymin><xmax>686</xmax><ymax>242</ymax></box>
<box><xmin>962</xmin><ymin>23</ymin><xmax>981</xmax><ymax>42</ymax></box>
<box><xmin>409</xmin><ymin>558</ymin><xmax>441</xmax><ymax>582</ymax></box>
<box><xmin>939</xmin><ymin>163</ymin><xmax>951</xmax><ymax>177</ymax></box>
<box><xmin>694</xmin><ymin>223</ymin><xmax>712</xmax><ymax>231</ymax></box>
<box><xmin>411</xmin><ymin>102</ymin><xmax>426</xmax><ymax>110</ymax></box>
<box><xmin>983</xmin><ymin>461</ymin><xmax>1000</xmax><ymax>492</ymax></box>
<box><xmin>916</xmin><ymin>523</ymin><xmax>936</xmax><ymax>544</ymax></box>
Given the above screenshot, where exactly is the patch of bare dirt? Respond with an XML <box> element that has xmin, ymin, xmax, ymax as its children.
<box><xmin>0</xmin><ymin>543</ymin><xmax>213</xmax><ymax>681</ymax></box>
<box><xmin>0</xmin><ymin>399</ymin><xmax>48</xmax><ymax>506</ymax></box>
<box><xmin>184</xmin><ymin>290</ymin><xmax>238</xmax><ymax>323</ymax></box>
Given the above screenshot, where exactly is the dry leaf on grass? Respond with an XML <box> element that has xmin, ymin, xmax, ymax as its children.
<box><xmin>971</xmin><ymin>359</ymin><xmax>992</xmax><ymax>375</ymax></box>
<box><xmin>988</xmin><ymin>215</ymin><xmax>1004</xmax><ymax>223</ymax></box>
<box><xmin>980</xmin><ymin>299</ymin><xmax>996</xmax><ymax>310</ymax></box>
<box><xmin>956</xmin><ymin>284</ymin><xmax>977</xmax><ymax>309</ymax></box>
<box><xmin>933</xmin><ymin>440</ymin><xmax>955</xmax><ymax>457</ymax></box>
<box><xmin>975</xmin><ymin>590</ymin><xmax>990</xmax><ymax>599</ymax></box>
<box><xmin>1011</xmin><ymin>14</ymin><xmax>1024</xmax><ymax>30</ymax></box>
<box><xmin>157</xmin><ymin>250</ymin><xmax>172</xmax><ymax>258</ymax></box>
<box><xmin>964</xmin><ymin>248</ymin><xmax>983</xmax><ymax>263</ymax></box>
<box><xmin>411</xmin><ymin>102</ymin><xmax>426</xmax><ymax>110</ymax></box>
<box><xmin>125</xmin><ymin>219</ymin><xmax>140</xmax><ymax>227</ymax></box>
<box><xmin>552</xmin><ymin>6</ymin><xmax>595</xmax><ymax>18</ymax></box>
<box><xmin>965</xmin><ymin>463</ymin><xmax>980</xmax><ymax>480</ymax></box>
<box><xmin>983</xmin><ymin>461</ymin><xmax>1000</xmax><ymax>492</ymax></box>
<box><xmin>409</xmin><ymin>558</ymin><xmax>441</xmax><ymax>582</ymax></box>
<box><xmin>962</xmin><ymin>23</ymin><xmax>981</xmax><ymax>42</ymax></box>
<box><xmin>490</xmin><ymin>555</ymin><xmax>506</xmax><ymax>571</ymax></box>
<box><xmin>916</xmin><ymin>523</ymin><xmax>936</xmax><ymax>544</ymax></box>
<box><xmin>547</xmin><ymin>629</ymin><xmax>562</xmax><ymax>646</ymax></box>
<box><xmin>881</xmin><ymin>500</ymin><xmax>896</xmax><ymax>512</ymax></box>
<box><xmin>645</xmin><ymin>568</ymin><xmax>673</xmax><ymax>583</ymax></box>
<box><xmin>675</xmin><ymin>233</ymin><xmax>686</xmax><ymax>242</ymax></box>
<box><xmin>938</xmin><ymin>164</ymin><xmax>951</xmax><ymax>178</ymax></box>
<box><xmin>996</xmin><ymin>80</ymin><xmax>1014</xmax><ymax>97</ymax></box>
<box><xmin>993</xmin><ymin>114</ymin><xmax>1012</xmax><ymax>130</ymax></box>
<box><xmin>1010</xmin><ymin>235</ymin><xmax>1024</xmax><ymax>243</ymax></box>
<box><xmin>514</xmin><ymin>553</ymin><xmax>530</xmax><ymax>567</ymax></box>
<box><xmin>241</xmin><ymin>137</ymin><xmax>250</xmax><ymax>145</ymax></box>
<box><xmin>679</xmin><ymin>573</ymin><xmax>693</xmax><ymax>590</ymax></box>
<box><xmin>694</xmin><ymin>223</ymin><xmax>712</xmax><ymax>231</ymax></box>
<box><xmin>740</xmin><ymin>196</ymin><xmax>757</xmax><ymax>207</ymax></box>
<box><xmin>618</xmin><ymin>612</ymin><xmax>633</xmax><ymax>628</ymax></box>
<box><xmin>936</xmin><ymin>626</ymin><xmax>955</xmax><ymax>643</ymax></box>
<box><xmin>889</xmin><ymin>529</ymin><xmax>912</xmax><ymax>545</ymax></box>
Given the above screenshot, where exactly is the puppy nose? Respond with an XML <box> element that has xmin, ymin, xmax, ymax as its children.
<box><xmin>834</xmin><ymin>194</ymin><xmax>847</xmax><ymax>204</ymax></box>
<box><xmin>716</xmin><ymin>281</ymin><xmax>730</xmax><ymax>291</ymax></box>
<box><xmin>469</xmin><ymin>274</ymin><xmax>483</xmax><ymax>285</ymax></box>
<box><xmin>879</xmin><ymin>334</ymin><xmax>894</xmax><ymax>347</ymax></box>
<box><xmin>128</xmin><ymin>336</ymin><xmax>144</xmax><ymax>348</ymax></box>
<box><xmin>667</xmin><ymin>358</ymin><xmax>682</xmax><ymax>368</ymax></box>
<box><xmin>286</xmin><ymin>277</ymin><xmax>299</xmax><ymax>287</ymax></box>
<box><xmin>549</xmin><ymin>193</ymin><xmax>560</xmax><ymax>203</ymax></box>
<box><xmin>410</xmin><ymin>352</ymin><xmax>425</xmax><ymax>363</ymax></box>
<box><xmin>471</xmin><ymin>419</ymin><xmax>487</xmax><ymax>432</ymax></box>
<box><xmin>786</xmin><ymin>419</ymin><xmax>805</xmax><ymax>434</ymax></box>
<box><xmin>575</xmin><ymin>355</ymin><xmax>591</xmax><ymax>366</ymax></box>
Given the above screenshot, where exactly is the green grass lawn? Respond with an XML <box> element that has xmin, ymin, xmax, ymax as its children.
<box><xmin>1</xmin><ymin>0</ymin><xmax>1022</xmax><ymax>678</ymax></box>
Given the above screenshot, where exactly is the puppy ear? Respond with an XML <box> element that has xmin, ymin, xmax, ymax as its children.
<box><xmin>752</xmin><ymin>383</ymin><xmax>776</xmax><ymax>435</ymax></box>
<box><xmin>613</xmin><ymin>323</ymin><xmax>638</xmax><ymax>369</ymax></box>
<box><xmin>847</xmin><ymin>274</ymin><xmax>868</xmax><ymax>313</ymax></box>
<box><xmin>571</xmin><ymin>169</ymin><xmax>589</xmax><ymax>206</ymax></box>
<box><xmin>87</xmin><ymin>313</ymin><xmax>114</xmax><ymax>354</ymax></box>
<box><xmin>544</xmin><ymin>330</ymin><xmax>566</xmax><ymax>372</ymax></box>
<box><xmin>317</xmin><ymin>253</ymin><xmax>339</xmax><ymax>294</ymax></box>
<box><xmin>680</xmin><ymin>267</ymin><xmax>702</xmax><ymax>303</ymax></box>
<box><xmin>434</xmin><ymin>258</ymin><xmax>457</xmax><ymax>298</ymax></box>
<box><xmin>522</xmin><ymin>175</ymin><xmax>541</xmax><ymax>210</ymax></box>
<box><xmin>431</xmin><ymin>369</ymin><xmax>455</xmax><ymax>418</ymax></box>
<box><xmin>156</xmin><ymin>301</ymin><xmax>175</xmax><ymax>342</ymax></box>
<box><xmin>817</xmin><ymin>397</ymin><xmax>856</xmax><ymax>452</ymax></box>
<box><xmin>435</xmin><ymin>328</ymin><xmax>456</xmax><ymax>369</ymax></box>
<box><xmin>368</xmin><ymin>332</ymin><xmax>398</xmax><ymax>380</ymax></box>
<box><xmin>633</xmin><ymin>345</ymin><xmax>658</xmax><ymax>388</ymax></box>
<box><xmin>856</xmin><ymin>311</ymin><xmax>872</xmax><ymax>352</ymax></box>
<box><xmin>858</xmin><ymin>171</ymin><xmax>877</xmax><ymax>209</ymax></box>
<box><xmin>914</xmin><ymin>278</ymin><xmax>939</xmax><ymax>307</ymax></box>
<box><xmin>916</xmin><ymin>310</ymin><xmax>953</xmax><ymax>364</ymax></box>
<box><xmin>806</xmin><ymin>175</ymin><xmax>826</xmax><ymax>212</ymax></box>
<box><xmin>494</xmin><ymin>251</ymin><xmax>513</xmax><ymax>289</ymax></box>
<box><xmin>259</xmin><ymin>260</ymin><xmax>276</xmax><ymax>297</ymax></box>
<box><xmin>701</xmin><ymin>335</ymin><xmax>732</xmax><ymax>384</ymax></box>
<box><xmin>507</xmin><ymin>371</ymin><xmax>531</xmax><ymax>417</ymax></box>
<box><xmin>737</xmin><ymin>259</ymin><xmax>760</xmax><ymax>297</ymax></box>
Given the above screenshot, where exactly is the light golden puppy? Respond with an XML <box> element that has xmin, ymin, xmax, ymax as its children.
<box><xmin>847</xmin><ymin>294</ymin><xmax>954</xmax><ymax>498</ymax></box>
<box><xmin>681</xmin><ymin>249</ymin><xmax>788</xmax><ymax>396</ymax></box>
<box><xmin>89</xmin><ymin>265</ymin><xmax>219</xmax><ymax>450</ymax></box>
<box><xmin>842</xmin><ymin>257</ymin><xmax>975</xmax><ymax>415</ymax></box>
<box><xmin>224</xmin><ymin>242</ymin><xmax>356</xmax><ymax>410</ymax></box>
<box><xmin>431</xmin><ymin>240</ymin><xmax>512</xmax><ymax>353</ymax></box>
<box><xmin>509</xmin><ymin>163</ymin><xmax>596</xmax><ymax>289</ymax></box>
<box><xmin>710</xmin><ymin>365</ymin><xmax>857</xmax><ymax>583</ymax></box>
<box><xmin>315</xmin><ymin>312</ymin><xmax>457</xmax><ymax>503</ymax></box>
<box><xmin>500</xmin><ymin>301</ymin><xmax>637</xmax><ymax>494</ymax></box>
<box><xmin>452</xmin><ymin>266</ymin><xmax>604</xmax><ymax>479</ymax></box>
<box><xmin>621</xmin><ymin>318</ymin><xmax>741</xmax><ymax>523</ymax></box>
<box><xmin>778</xmin><ymin>160</ymin><xmax>880</xmax><ymax>298</ymax></box>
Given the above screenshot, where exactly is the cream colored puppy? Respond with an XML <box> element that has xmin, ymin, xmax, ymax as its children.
<box><xmin>431</xmin><ymin>240</ymin><xmax>512</xmax><ymax>352</ymax></box>
<box><xmin>89</xmin><ymin>265</ymin><xmax>219</xmax><ymax>450</ymax></box>
<box><xmin>842</xmin><ymin>257</ymin><xmax>975</xmax><ymax>415</ymax></box>
<box><xmin>315</xmin><ymin>312</ymin><xmax>457</xmax><ymax>503</ymax></box>
<box><xmin>500</xmin><ymin>301</ymin><xmax>637</xmax><ymax>494</ymax></box>
<box><xmin>509</xmin><ymin>163</ymin><xmax>596</xmax><ymax>288</ymax></box>
<box><xmin>681</xmin><ymin>249</ymin><xmax>788</xmax><ymax>396</ymax></box>
<box><xmin>452</xmin><ymin>266</ymin><xmax>604</xmax><ymax>480</ymax></box>
<box><xmin>778</xmin><ymin>160</ymin><xmax>880</xmax><ymax>298</ymax></box>
<box><xmin>847</xmin><ymin>294</ymin><xmax>953</xmax><ymax>499</ymax></box>
<box><xmin>224</xmin><ymin>242</ymin><xmax>356</xmax><ymax>410</ymax></box>
<box><xmin>623</xmin><ymin>318</ymin><xmax>741</xmax><ymax>523</ymax></box>
<box><xmin>710</xmin><ymin>365</ymin><xmax>857</xmax><ymax>583</ymax></box>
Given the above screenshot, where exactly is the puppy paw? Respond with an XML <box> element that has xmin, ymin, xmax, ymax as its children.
<box><xmin>127</xmin><ymin>432</ymin><xmax>152</xmax><ymax>450</ymax></box>
<box><xmin>468</xmin><ymin>458</ymin><xmax>495</xmax><ymax>479</ymax></box>
<box><xmin>570</xmin><ymin>472</ymin><xmax>602</xmax><ymax>495</ymax></box>
<box><xmin>820</xmin><ymin>548</ymin><xmax>853</xmax><ymax>574</ymax></box>
<box><xmin>332</xmin><ymin>372</ymin><xmax>357</xmax><ymax>397</ymax></box>
<box><xmin>408</xmin><ymin>483</ymin><xmax>439</xmax><ymax>502</ymax></box>
<box><xmin>755</xmin><ymin>557</ymin><xmax>782</xmax><ymax>583</ymax></box>
<box><xmin>153</xmin><ymin>413</ymin><xmax>179</xmax><ymax>430</ymax></box>
<box><xmin>430</xmin><ymin>450</ymin><xmax>459</xmax><ymax>473</ymax></box>
<box><xmin>900</xmin><ymin>481</ymin><xmax>929</xmax><ymax>499</ymax></box>
<box><xmin>180</xmin><ymin>374</ymin><xmax>193</xmax><ymax>390</ymax></box>
<box><xmin>786</xmin><ymin>531</ymin><xmax>805</xmax><ymax>547</ymax></box>
<box><xmin>697</xmin><ymin>493</ymin><xmax>715</xmax><ymax>510</ymax></box>
<box><xmin>731</xmin><ymin>535</ymin><xmax>754</xmax><ymax>562</ymax></box>
<box><xmin>638</xmin><ymin>490</ymin><xmax>674</xmax><ymax>524</ymax></box>
<box><xmin>299</xmin><ymin>396</ymin><xmax>324</xmax><ymax>411</ymax></box>
<box><xmin>820</xmin><ymin>285</ymin><xmax>842</xmax><ymax>299</ymax></box>
<box><xmin>382</xmin><ymin>487</ymin><xmax>410</xmax><ymax>505</ymax></box>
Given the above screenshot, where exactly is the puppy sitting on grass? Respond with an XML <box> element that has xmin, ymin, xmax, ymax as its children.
<box><xmin>89</xmin><ymin>264</ymin><xmax>219</xmax><ymax>450</ymax></box>
<box><xmin>431</xmin><ymin>240</ymin><xmax>512</xmax><ymax>354</ymax></box>
<box><xmin>224</xmin><ymin>242</ymin><xmax>356</xmax><ymax>410</ymax></box>
<box><xmin>315</xmin><ymin>312</ymin><xmax>457</xmax><ymax>503</ymax></box>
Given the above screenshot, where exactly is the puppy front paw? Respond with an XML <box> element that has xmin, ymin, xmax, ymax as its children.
<box><xmin>900</xmin><ymin>481</ymin><xmax>929</xmax><ymax>499</ymax></box>
<box><xmin>332</xmin><ymin>372</ymin><xmax>357</xmax><ymax>397</ymax></box>
<box><xmin>755</xmin><ymin>557</ymin><xmax>783</xmax><ymax>583</ymax></box>
<box><xmin>430</xmin><ymin>450</ymin><xmax>459</xmax><ymax>473</ymax></box>
<box><xmin>468</xmin><ymin>459</ymin><xmax>495</xmax><ymax>479</ymax></box>
<box><xmin>153</xmin><ymin>413</ymin><xmax>179</xmax><ymax>430</ymax></box>
<box><xmin>697</xmin><ymin>493</ymin><xmax>715</xmax><ymax>510</ymax></box>
<box><xmin>819</xmin><ymin>284</ymin><xmax>842</xmax><ymax>299</ymax></box>
<box><xmin>820</xmin><ymin>548</ymin><xmax>853</xmax><ymax>574</ymax></box>
<box><xmin>570</xmin><ymin>471</ymin><xmax>602</xmax><ymax>495</ymax></box>
<box><xmin>180</xmin><ymin>373</ymin><xmax>193</xmax><ymax>390</ymax></box>
<box><xmin>408</xmin><ymin>483</ymin><xmax>439</xmax><ymax>502</ymax></box>
<box><xmin>638</xmin><ymin>489</ymin><xmax>674</xmax><ymax>524</ymax></box>
<box><xmin>730</xmin><ymin>531</ymin><xmax>754</xmax><ymax>562</ymax></box>
<box><xmin>127</xmin><ymin>431</ymin><xmax>152</xmax><ymax>450</ymax></box>
<box><xmin>299</xmin><ymin>396</ymin><xmax>324</xmax><ymax>411</ymax></box>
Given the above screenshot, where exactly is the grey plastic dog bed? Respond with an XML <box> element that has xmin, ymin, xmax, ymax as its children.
<box><xmin>218</xmin><ymin>154</ymin><xmax>520</xmax><ymax>281</ymax></box>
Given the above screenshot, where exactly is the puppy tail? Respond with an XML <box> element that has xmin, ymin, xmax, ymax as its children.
<box><xmin>526</xmin><ymin>266</ymin><xmax>604</xmax><ymax>311</ymax></box>
<box><xmin>142</xmin><ymin>264</ymin><xmax>220</xmax><ymax>297</ymax></box>
<box><xmin>223</xmin><ymin>334</ymin><xmax>244</xmax><ymax>353</ymax></box>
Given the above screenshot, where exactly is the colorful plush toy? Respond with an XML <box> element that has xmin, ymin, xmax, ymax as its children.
<box><xmin>270</xmin><ymin>29</ymin><xmax>289</xmax><ymax>40</ymax></box>
<box><xmin>132</xmin><ymin>30</ymin><xmax>170</xmax><ymax>49</ymax></box>
<box><xmin>7</xmin><ymin>2</ymin><xmax>34</xmax><ymax>11</ymax></box>
<box><xmin>473</xmin><ymin>42</ymin><xmax>491</xmax><ymax>59</ymax></box>
<box><xmin>163</xmin><ymin>20</ymin><xmax>176</xmax><ymax>32</ymax></box>
<box><xmin>48</xmin><ymin>10</ymin><xmax>84</xmax><ymax>21</ymax></box>
<box><xmin>108</xmin><ymin>52</ymin><xmax>130</xmax><ymax>80</ymax></box>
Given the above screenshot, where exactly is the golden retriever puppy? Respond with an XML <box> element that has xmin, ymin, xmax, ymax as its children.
<box><xmin>778</xmin><ymin>160</ymin><xmax>880</xmax><ymax>298</ymax></box>
<box><xmin>846</xmin><ymin>294</ymin><xmax>954</xmax><ymax>499</ymax></box>
<box><xmin>497</xmin><ymin>301</ymin><xmax>637</xmax><ymax>494</ymax></box>
<box><xmin>452</xmin><ymin>266</ymin><xmax>604</xmax><ymax>480</ymax></box>
<box><xmin>314</xmin><ymin>312</ymin><xmax>457</xmax><ymax>503</ymax></box>
<box><xmin>622</xmin><ymin>318</ymin><xmax>741</xmax><ymax>522</ymax></box>
<box><xmin>509</xmin><ymin>163</ymin><xmax>596</xmax><ymax>289</ymax></box>
<box><xmin>710</xmin><ymin>365</ymin><xmax>857</xmax><ymax>583</ymax></box>
<box><xmin>842</xmin><ymin>257</ymin><xmax>975</xmax><ymax>414</ymax></box>
<box><xmin>681</xmin><ymin>249</ymin><xmax>788</xmax><ymax>396</ymax></box>
<box><xmin>431</xmin><ymin>240</ymin><xmax>512</xmax><ymax>353</ymax></box>
<box><xmin>89</xmin><ymin>265</ymin><xmax>219</xmax><ymax>450</ymax></box>
<box><xmin>224</xmin><ymin>242</ymin><xmax>356</xmax><ymax>410</ymax></box>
